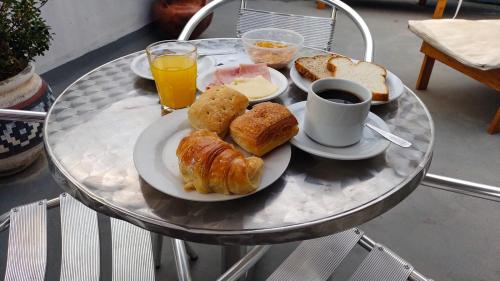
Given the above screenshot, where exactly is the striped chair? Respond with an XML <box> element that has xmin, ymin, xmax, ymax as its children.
<box><xmin>0</xmin><ymin>194</ymin><xmax>173</xmax><ymax>281</ymax></box>
<box><xmin>216</xmin><ymin>228</ymin><xmax>433</xmax><ymax>281</ymax></box>
<box><xmin>264</xmin><ymin>229</ymin><xmax>433</xmax><ymax>281</ymax></box>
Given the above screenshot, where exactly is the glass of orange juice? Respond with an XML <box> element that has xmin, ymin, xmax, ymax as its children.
<box><xmin>146</xmin><ymin>41</ymin><xmax>197</xmax><ymax>114</ymax></box>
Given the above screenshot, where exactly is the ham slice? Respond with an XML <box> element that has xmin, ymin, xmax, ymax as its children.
<box><xmin>213</xmin><ymin>64</ymin><xmax>272</xmax><ymax>85</ymax></box>
<box><xmin>239</xmin><ymin>63</ymin><xmax>271</xmax><ymax>81</ymax></box>
<box><xmin>214</xmin><ymin>66</ymin><xmax>240</xmax><ymax>84</ymax></box>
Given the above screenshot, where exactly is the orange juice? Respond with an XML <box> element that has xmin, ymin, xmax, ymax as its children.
<box><xmin>150</xmin><ymin>55</ymin><xmax>197</xmax><ymax>109</ymax></box>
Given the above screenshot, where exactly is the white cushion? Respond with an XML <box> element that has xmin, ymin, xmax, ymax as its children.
<box><xmin>408</xmin><ymin>19</ymin><xmax>500</xmax><ymax>70</ymax></box>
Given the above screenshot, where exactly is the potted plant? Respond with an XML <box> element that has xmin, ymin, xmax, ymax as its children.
<box><xmin>0</xmin><ymin>0</ymin><xmax>54</xmax><ymax>175</ymax></box>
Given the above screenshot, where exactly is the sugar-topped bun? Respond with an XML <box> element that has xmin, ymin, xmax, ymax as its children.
<box><xmin>188</xmin><ymin>86</ymin><xmax>249</xmax><ymax>137</ymax></box>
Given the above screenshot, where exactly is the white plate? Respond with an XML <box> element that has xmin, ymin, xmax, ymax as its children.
<box><xmin>130</xmin><ymin>52</ymin><xmax>215</xmax><ymax>80</ymax></box>
<box><xmin>289</xmin><ymin>59</ymin><xmax>404</xmax><ymax>105</ymax></box>
<box><xmin>288</xmin><ymin>101</ymin><xmax>390</xmax><ymax>160</ymax></box>
<box><xmin>133</xmin><ymin>109</ymin><xmax>292</xmax><ymax>202</ymax></box>
<box><xmin>196</xmin><ymin>66</ymin><xmax>288</xmax><ymax>103</ymax></box>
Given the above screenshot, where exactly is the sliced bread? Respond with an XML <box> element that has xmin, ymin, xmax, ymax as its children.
<box><xmin>294</xmin><ymin>55</ymin><xmax>336</xmax><ymax>81</ymax></box>
<box><xmin>327</xmin><ymin>57</ymin><xmax>388</xmax><ymax>101</ymax></box>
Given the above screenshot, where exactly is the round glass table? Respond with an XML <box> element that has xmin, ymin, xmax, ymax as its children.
<box><xmin>44</xmin><ymin>38</ymin><xmax>434</xmax><ymax>245</ymax></box>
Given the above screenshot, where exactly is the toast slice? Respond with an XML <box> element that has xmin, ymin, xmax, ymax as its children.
<box><xmin>294</xmin><ymin>55</ymin><xmax>336</xmax><ymax>81</ymax></box>
<box><xmin>327</xmin><ymin>57</ymin><xmax>388</xmax><ymax>101</ymax></box>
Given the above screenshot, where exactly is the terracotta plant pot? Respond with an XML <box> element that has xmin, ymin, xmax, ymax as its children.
<box><xmin>0</xmin><ymin>63</ymin><xmax>54</xmax><ymax>176</ymax></box>
<box><xmin>152</xmin><ymin>0</ymin><xmax>213</xmax><ymax>39</ymax></box>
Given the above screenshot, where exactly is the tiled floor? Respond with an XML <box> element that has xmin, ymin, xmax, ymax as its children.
<box><xmin>1</xmin><ymin>0</ymin><xmax>499</xmax><ymax>280</ymax></box>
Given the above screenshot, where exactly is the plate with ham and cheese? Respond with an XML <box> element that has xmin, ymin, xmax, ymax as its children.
<box><xmin>197</xmin><ymin>63</ymin><xmax>288</xmax><ymax>103</ymax></box>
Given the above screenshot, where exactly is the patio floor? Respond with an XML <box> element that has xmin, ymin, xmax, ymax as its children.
<box><xmin>1</xmin><ymin>0</ymin><xmax>499</xmax><ymax>280</ymax></box>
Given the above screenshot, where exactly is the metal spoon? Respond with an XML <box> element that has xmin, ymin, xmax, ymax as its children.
<box><xmin>365</xmin><ymin>123</ymin><xmax>412</xmax><ymax>148</ymax></box>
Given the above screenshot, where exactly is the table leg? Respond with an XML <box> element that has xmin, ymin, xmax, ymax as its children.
<box><xmin>151</xmin><ymin>232</ymin><xmax>163</xmax><ymax>268</ymax></box>
<box><xmin>172</xmin><ymin>239</ymin><xmax>193</xmax><ymax>281</ymax></box>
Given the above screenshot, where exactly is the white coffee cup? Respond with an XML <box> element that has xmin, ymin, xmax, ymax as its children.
<box><xmin>304</xmin><ymin>78</ymin><xmax>372</xmax><ymax>147</ymax></box>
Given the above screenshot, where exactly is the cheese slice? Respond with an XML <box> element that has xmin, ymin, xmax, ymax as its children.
<box><xmin>226</xmin><ymin>75</ymin><xmax>278</xmax><ymax>100</ymax></box>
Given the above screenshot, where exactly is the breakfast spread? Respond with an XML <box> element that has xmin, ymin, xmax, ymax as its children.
<box><xmin>188</xmin><ymin>85</ymin><xmax>249</xmax><ymax>137</ymax></box>
<box><xmin>135</xmin><ymin>34</ymin><xmax>401</xmax><ymax>199</ymax></box>
<box><xmin>230</xmin><ymin>102</ymin><xmax>299</xmax><ymax>157</ymax></box>
<box><xmin>176</xmin><ymin>129</ymin><xmax>264</xmax><ymax>195</ymax></box>
<box><xmin>295</xmin><ymin>55</ymin><xmax>389</xmax><ymax>101</ymax></box>
<box><xmin>210</xmin><ymin>63</ymin><xmax>278</xmax><ymax>101</ymax></box>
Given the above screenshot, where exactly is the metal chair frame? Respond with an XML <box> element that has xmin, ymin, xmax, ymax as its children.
<box><xmin>236</xmin><ymin>0</ymin><xmax>337</xmax><ymax>51</ymax></box>
<box><xmin>178</xmin><ymin>0</ymin><xmax>374</xmax><ymax>62</ymax></box>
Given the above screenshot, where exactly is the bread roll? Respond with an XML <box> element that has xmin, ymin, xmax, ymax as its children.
<box><xmin>230</xmin><ymin>102</ymin><xmax>298</xmax><ymax>156</ymax></box>
<box><xmin>188</xmin><ymin>86</ymin><xmax>249</xmax><ymax>137</ymax></box>
<box><xmin>176</xmin><ymin>129</ymin><xmax>264</xmax><ymax>195</ymax></box>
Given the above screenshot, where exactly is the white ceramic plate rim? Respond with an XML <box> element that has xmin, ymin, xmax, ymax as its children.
<box><xmin>196</xmin><ymin>66</ymin><xmax>288</xmax><ymax>103</ymax></box>
<box><xmin>287</xmin><ymin>101</ymin><xmax>390</xmax><ymax>160</ymax></box>
<box><xmin>130</xmin><ymin>53</ymin><xmax>216</xmax><ymax>80</ymax></box>
<box><xmin>131</xmin><ymin>53</ymin><xmax>153</xmax><ymax>80</ymax></box>
<box><xmin>289</xmin><ymin>58</ymin><xmax>404</xmax><ymax>105</ymax></box>
<box><xmin>133</xmin><ymin>109</ymin><xmax>292</xmax><ymax>202</ymax></box>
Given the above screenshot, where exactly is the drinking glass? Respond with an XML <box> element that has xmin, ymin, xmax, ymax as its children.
<box><xmin>146</xmin><ymin>41</ymin><xmax>197</xmax><ymax>114</ymax></box>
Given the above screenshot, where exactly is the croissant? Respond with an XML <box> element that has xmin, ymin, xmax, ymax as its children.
<box><xmin>176</xmin><ymin>129</ymin><xmax>264</xmax><ymax>195</ymax></box>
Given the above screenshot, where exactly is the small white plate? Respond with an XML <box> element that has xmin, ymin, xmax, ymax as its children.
<box><xmin>196</xmin><ymin>66</ymin><xmax>288</xmax><ymax>103</ymax></box>
<box><xmin>130</xmin><ymin>52</ymin><xmax>215</xmax><ymax>80</ymax></box>
<box><xmin>289</xmin><ymin>60</ymin><xmax>404</xmax><ymax>105</ymax></box>
<box><xmin>133</xmin><ymin>109</ymin><xmax>292</xmax><ymax>202</ymax></box>
<box><xmin>288</xmin><ymin>101</ymin><xmax>390</xmax><ymax>160</ymax></box>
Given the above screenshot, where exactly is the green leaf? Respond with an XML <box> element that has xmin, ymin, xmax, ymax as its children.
<box><xmin>0</xmin><ymin>0</ymin><xmax>53</xmax><ymax>80</ymax></box>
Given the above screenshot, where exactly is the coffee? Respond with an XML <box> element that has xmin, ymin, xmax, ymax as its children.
<box><xmin>317</xmin><ymin>89</ymin><xmax>362</xmax><ymax>104</ymax></box>
<box><xmin>306</xmin><ymin>78</ymin><xmax>372</xmax><ymax>146</ymax></box>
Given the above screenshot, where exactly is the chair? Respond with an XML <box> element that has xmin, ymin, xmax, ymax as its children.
<box><xmin>410</xmin><ymin>0</ymin><xmax>500</xmax><ymax>134</ymax></box>
<box><xmin>0</xmin><ymin>193</ymin><xmax>195</xmax><ymax>281</ymax></box>
<box><xmin>217</xmin><ymin>228</ymin><xmax>433</xmax><ymax>281</ymax></box>
<box><xmin>178</xmin><ymin>0</ymin><xmax>374</xmax><ymax>62</ymax></box>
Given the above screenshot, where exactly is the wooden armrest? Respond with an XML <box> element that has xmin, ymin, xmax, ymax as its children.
<box><xmin>433</xmin><ymin>0</ymin><xmax>447</xmax><ymax>19</ymax></box>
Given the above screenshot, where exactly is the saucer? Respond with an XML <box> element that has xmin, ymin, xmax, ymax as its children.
<box><xmin>288</xmin><ymin>101</ymin><xmax>390</xmax><ymax>160</ymax></box>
